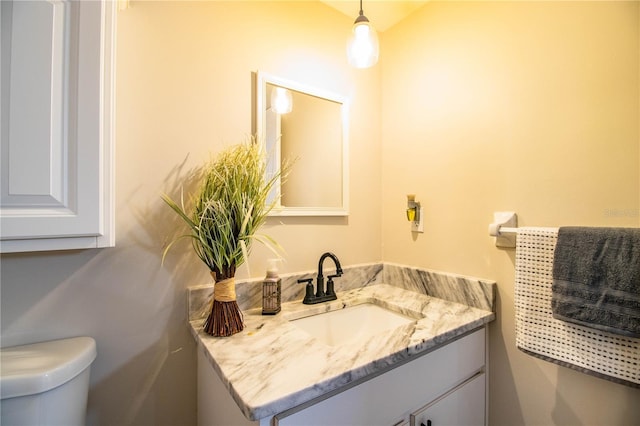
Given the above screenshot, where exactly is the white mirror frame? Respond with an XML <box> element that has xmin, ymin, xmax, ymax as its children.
<box><xmin>256</xmin><ymin>71</ymin><xmax>349</xmax><ymax>217</ymax></box>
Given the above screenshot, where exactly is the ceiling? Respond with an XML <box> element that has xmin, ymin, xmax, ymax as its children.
<box><xmin>320</xmin><ymin>1</ymin><xmax>428</xmax><ymax>32</ymax></box>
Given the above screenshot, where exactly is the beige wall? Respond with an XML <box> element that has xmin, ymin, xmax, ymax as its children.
<box><xmin>0</xmin><ymin>2</ymin><xmax>381</xmax><ymax>424</ymax></box>
<box><xmin>115</xmin><ymin>1</ymin><xmax>382</xmax><ymax>275</ymax></box>
<box><xmin>381</xmin><ymin>1</ymin><xmax>640</xmax><ymax>425</ymax></box>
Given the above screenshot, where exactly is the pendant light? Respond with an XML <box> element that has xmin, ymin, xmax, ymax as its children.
<box><xmin>346</xmin><ymin>0</ymin><xmax>379</xmax><ymax>68</ymax></box>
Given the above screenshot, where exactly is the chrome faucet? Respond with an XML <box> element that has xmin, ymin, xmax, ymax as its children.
<box><xmin>297</xmin><ymin>252</ymin><xmax>343</xmax><ymax>304</ymax></box>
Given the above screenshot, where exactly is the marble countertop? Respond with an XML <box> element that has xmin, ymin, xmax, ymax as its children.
<box><xmin>191</xmin><ymin>283</ymin><xmax>495</xmax><ymax>421</ymax></box>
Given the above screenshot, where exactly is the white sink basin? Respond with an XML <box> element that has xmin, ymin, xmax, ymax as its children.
<box><xmin>290</xmin><ymin>303</ymin><xmax>416</xmax><ymax>346</ymax></box>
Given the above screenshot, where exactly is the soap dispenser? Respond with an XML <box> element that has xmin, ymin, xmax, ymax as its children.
<box><xmin>262</xmin><ymin>259</ymin><xmax>282</xmax><ymax>315</ymax></box>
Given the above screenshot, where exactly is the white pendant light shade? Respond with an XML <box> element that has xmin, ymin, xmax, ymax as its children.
<box><xmin>270</xmin><ymin>87</ymin><xmax>293</xmax><ymax>114</ymax></box>
<box><xmin>346</xmin><ymin>5</ymin><xmax>379</xmax><ymax>68</ymax></box>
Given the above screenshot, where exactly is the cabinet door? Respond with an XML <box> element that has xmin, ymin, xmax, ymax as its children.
<box><xmin>410</xmin><ymin>372</ymin><xmax>485</xmax><ymax>426</ymax></box>
<box><xmin>0</xmin><ymin>0</ymin><xmax>115</xmax><ymax>253</ymax></box>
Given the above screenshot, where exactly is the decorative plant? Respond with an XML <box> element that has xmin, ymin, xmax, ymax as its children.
<box><xmin>162</xmin><ymin>138</ymin><xmax>285</xmax><ymax>337</ymax></box>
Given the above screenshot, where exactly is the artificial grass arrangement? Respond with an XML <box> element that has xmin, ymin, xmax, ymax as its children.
<box><xmin>162</xmin><ymin>139</ymin><xmax>284</xmax><ymax>336</ymax></box>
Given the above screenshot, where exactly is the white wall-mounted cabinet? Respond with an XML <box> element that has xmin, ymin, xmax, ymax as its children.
<box><xmin>0</xmin><ymin>0</ymin><xmax>116</xmax><ymax>253</ymax></box>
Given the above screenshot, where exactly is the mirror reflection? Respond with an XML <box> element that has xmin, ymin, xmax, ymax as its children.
<box><xmin>256</xmin><ymin>72</ymin><xmax>349</xmax><ymax>216</ymax></box>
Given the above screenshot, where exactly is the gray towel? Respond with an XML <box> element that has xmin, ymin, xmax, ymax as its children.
<box><xmin>551</xmin><ymin>226</ymin><xmax>640</xmax><ymax>338</ymax></box>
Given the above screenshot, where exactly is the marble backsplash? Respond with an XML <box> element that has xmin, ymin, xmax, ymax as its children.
<box><xmin>383</xmin><ymin>263</ymin><xmax>496</xmax><ymax>312</ymax></box>
<box><xmin>188</xmin><ymin>263</ymin><xmax>495</xmax><ymax>321</ymax></box>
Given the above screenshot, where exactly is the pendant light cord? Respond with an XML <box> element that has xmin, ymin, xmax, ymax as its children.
<box><xmin>355</xmin><ymin>0</ymin><xmax>369</xmax><ymax>23</ymax></box>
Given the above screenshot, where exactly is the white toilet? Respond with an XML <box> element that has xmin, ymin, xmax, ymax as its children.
<box><xmin>0</xmin><ymin>336</ymin><xmax>97</xmax><ymax>426</ymax></box>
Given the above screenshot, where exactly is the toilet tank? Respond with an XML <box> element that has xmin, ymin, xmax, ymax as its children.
<box><xmin>0</xmin><ymin>337</ymin><xmax>97</xmax><ymax>426</ymax></box>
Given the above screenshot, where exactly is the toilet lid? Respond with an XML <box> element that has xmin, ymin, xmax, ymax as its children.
<box><xmin>0</xmin><ymin>336</ymin><xmax>96</xmax><ymax>399</ymax></box>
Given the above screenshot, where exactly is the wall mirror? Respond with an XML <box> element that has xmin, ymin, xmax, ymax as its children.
<box><xmin>255</xmin><ymin>71</ymin><xmax>349</xmax><ymax>216</ymax></box>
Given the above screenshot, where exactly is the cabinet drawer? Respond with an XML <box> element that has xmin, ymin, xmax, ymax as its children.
<box><xmin>274</xmin><ymin>328</ymin><xmax>486</xmax><ymax>426</ymax></box>
<box><xmin>410</xmin><ymin>371</ymin><xmax>486</xmax><ymax>426</ymax></box>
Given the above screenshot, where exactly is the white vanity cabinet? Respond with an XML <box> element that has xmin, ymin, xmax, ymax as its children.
<box><xmin>198</xmin><ymin>327</ymin><xmax>487</xmax><ymax>426</ymax></box>
<box><xmin>0</xmin><ymin>0</ymin><xmax>116</xmax><ymax>253</ymax></box>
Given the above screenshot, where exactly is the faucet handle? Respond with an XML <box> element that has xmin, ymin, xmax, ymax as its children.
<box><xmin>326</xmin><ymin>274</ymin><xmax>341</xmax><ymax>297</ymax></box>
<box><xmin>297</xmin><ymin>278</ymin><xmax>315</xmax><ymax>304</ymax></box>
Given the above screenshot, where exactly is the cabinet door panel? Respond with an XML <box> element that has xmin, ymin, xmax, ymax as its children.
<box><xmin>4</xmin><ymin>0</ymin><xmax>67</xmax><ymax>198</ymax></box>
<box><xmin>410</xmin><ymin>372</ymin><xmax>485</xmax><ymax>426</ymax></box>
